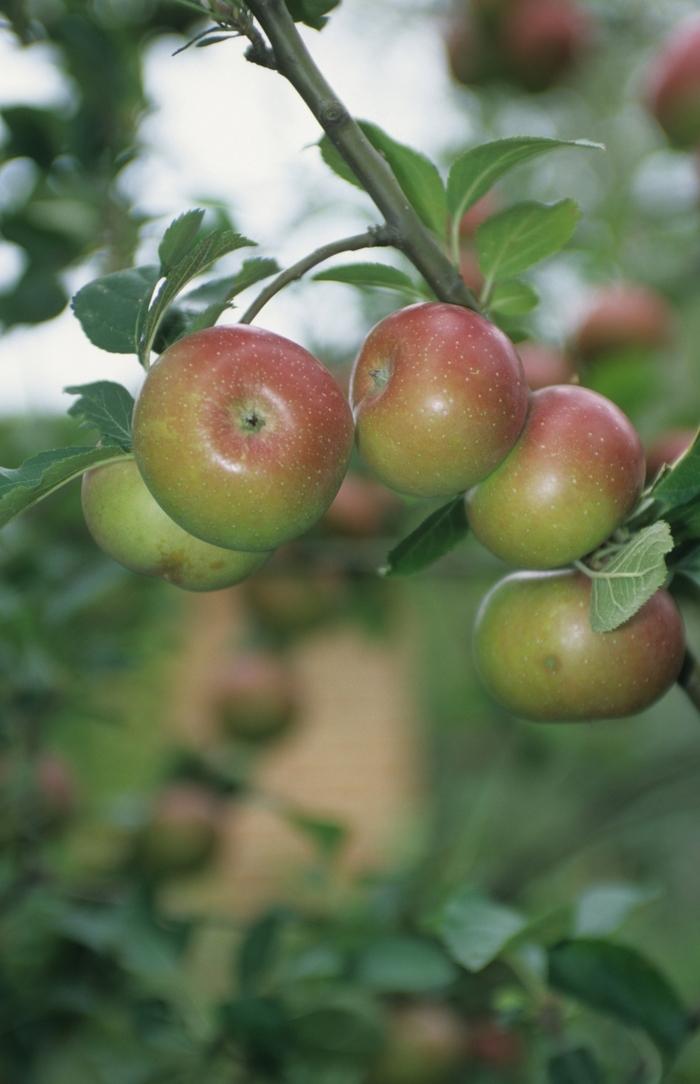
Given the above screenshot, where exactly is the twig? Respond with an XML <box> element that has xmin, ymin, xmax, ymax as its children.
<box><xmin>239</xmin><ymin>225</ymin><xmax>396</xmax><ymax>324</ymax></box>
<box><xmin>243</xmin><ymin>0</ymin><xmax>478</xmax><ymax>310</ymax></box>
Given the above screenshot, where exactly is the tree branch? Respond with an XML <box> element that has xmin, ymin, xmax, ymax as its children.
<box><xmin>243</xmin><ymin>0</ymin><xmax>478</xmax><ymax>310</ymax></box>
<box><xmin>239</xmin><ymin>225</ymin><xmax>396</xmax><ymax>324</ymax></box>
<box><xmin>678</xmin><ymin>649</ymin><xmax>700</xmax><ymax>712</ymax></box>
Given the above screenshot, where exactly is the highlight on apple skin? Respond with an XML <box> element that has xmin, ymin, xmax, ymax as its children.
<box><xmin>467</xmin><ymin>385</ymin><xmax>646</xmax><ymax>570</ymax></box>
<box><xmin>646</xmin><ymin>14</ymin><xmax>700</xmax><ymax>148</ymax></box>
<box><xmin>82</xmin><ymin>458</ymin><xmax>270</xmax><ymax>592</ymax></box>
<box><xmin>132</xmin><ymin>325</ymin><xmax>355</xmax><ymax>553</ymax></box>
<box><xmin>350</xmin><ymin>302</ymin><xmax>529</xmax><ymax>499</ymax></box>
<box><xmin>474</xmin><ymin>570</ymin><xmax>686</xmax><ymax>721</ymax></box>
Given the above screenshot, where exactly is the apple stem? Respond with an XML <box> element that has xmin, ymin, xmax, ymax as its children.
<box><xmin>243</xmin><ymin>0</ymin><xmax>479</xmax><ymax>310</ymax></box>
<box><xmin>678</xmin><ymin>650</ymin><xmax>700</xmax><ymax>713</ymax></box>
<box><xmin>238</xmin><ymin>226</ymin><xmax>396</xmax><ymax>324</ymax></box>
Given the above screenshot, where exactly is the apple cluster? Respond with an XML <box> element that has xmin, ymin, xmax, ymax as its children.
<box><xmin>349</xmin><ymin>302</ymin><xmax>686</xmax><ymax>723</ymax></box>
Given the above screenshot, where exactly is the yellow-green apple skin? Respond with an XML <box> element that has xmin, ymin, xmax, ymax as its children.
<box><xmin>132</xmin><ymin>325</ymin><xmax>354</xmax><ymax>551</ymax></box>
<box><xmin>350</xmin><ymin>302</ymin><xmax>528</xmax><ymax>498</ymax></box>
<box><xmin>467</xmin><ymin>385</ymin><xmax>645</xmax><ymax>569</ymax></box>
<box><xmin>474</xmin><ymin>571</ymin><xmax>685</xmax><ymax>721</ymax></box>
<box><xmin>82</xmin><ymin>458</ymin><xmax>269</xmax><ymax>591</ymax></box>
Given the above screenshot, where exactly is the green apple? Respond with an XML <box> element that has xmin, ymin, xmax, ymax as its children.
<box><xmin>136</xmin><ymin>783</ymin><xmax>223</xmax><ymax>878</ymax></box>
<box><xmin>467</xmin><ymin>385</ymin><xmax>646</xmax><ymax>569</ymax></box>
<box><xmin>212</xmin><ymin>651</ymin><xmax>298</xmax><ymax>742</ymax></box>
<box><xmin>474</xmin><ymin>570</ymin><xmax>685</xmax><ymax>721</ymax></box>
<box><xmin>351</xmin><ymin>302</ymin><xmax>528</xmax><ymax>498</ymax></box>
<box><xmin>132</xmin><ymin>325</ymin><xmax>354</xmax><ymax>551</ymax></box>
<box><xmin>82</xmin><ymin>458</ymin><xmax>269</xmax><ymax>591</ymax></box>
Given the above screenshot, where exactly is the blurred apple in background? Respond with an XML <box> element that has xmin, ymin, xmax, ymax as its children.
<box><xmin>646</xmin><ymin>427</ymin><xmax>696</xmax><ymax>480</ymax></box>
<box><xmin>135</xmin><ymin>783</ymin><xmax>224</xmax><ymax>879</ymax></box>
<box><xmin>570</xmin><ymin>283</ymin><xmax>673</xmax><ymax>363</ymax></box>
<box><xmin>211</xmin><ymin>651</ymin><xmax>298</xmax><ymax>743</ymax></box>
<box><xmin>517</xmin><ymin>341</ymin><xmax>576</xmax><ymax>389</ymax></box>
<box><xmin>646</xmin><ymin>14</ymin><xmax>700</xmax><ymax>148</ymax></box>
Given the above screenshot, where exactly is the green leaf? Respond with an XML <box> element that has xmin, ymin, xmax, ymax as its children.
<box><xmin>548</xmin><ymin>1047</ymin><xmax>605</xmax><ymax>1084</ymax></box>
<box><xmin>158</xmin><ymin>209</ymin><xmax>205</xmax><ymax>274</ymax></box>
<box><xmin>314</xmin><ymin>262</ymin><xmax>427</xmax><ymax>300</ymax></box>
<box><xmin>574</xmin><ymin>883</ymin><xmax>659</xmax><ymax>938</ymax></box>
<box><xmin>285</xmin><ymin>0</ymin><xmax>340</xmax><ymax>30</ymax></box>
<box><xmin>446</xmin><ymin>136</ymin><xmax>601</xmax><ymax>231</ymax></box>
<box><xmin>287</xmin><ymin>811</ymin><xmax>348</xmax><ymax>862</ymax></box>
<box><xmin>65</xmin><ymin>381</ymin><xmax>135</xmax><ymax>451</ymax></box>
<box><xmin>320</xmin><ymin>122</ymin><xmax>447</xmax><ymax>235</ymax></box>
<box><xmin>184</xmin><ymin>257</ymin><xmax>280</xmax><ymax>308</ymax></box>
<box><xmin>548</xmin><ymin>939</ymin><xmax>691</xmax><ymax>1065</ymax></box>
<box><xmin>429</xmin><ymin>886</ymin><xmax>527</xmax><ymax>972</ymax></box>
<box><xmin>72</xmin><ymin>265</ymin><xmax>160</xmax><ymax>354</ymax></box>
<box><xmin>289</xmin><ymin>993</ymin><xmax>383</xmax><ymax>1057</ymax></box>
<box><xmin>477</xmin><ymin>200</ymin><xmax>581</xmax><ymax>284</ymax></box>
<box><xmin>356</xmin><ymin>937</ymin><xmax>458</xmax><ymax>993</ymax></box>
<box><xmin>653</xmin><ymin>431</ymin><xmax>700</xmax><ymax>509</ymax></box>
<box><xmin>488</xmin><ymin>278</ymin><xmax>539</xmax><ymax>316</ymax></box>
<box><xmin>238</xmin><ymin>908</ymin><xmax>292</xmax><ymax>995</ymax></box>
<box><xmin>0</xmin><ymin>446</ymin><xmax>128</xmax><ymax>528</ymax></box>
<box><xmin>138</xmin><ymin>228</ymin><xmax>255</xmax><ymax>364</ymax></box>
<box><xmin>589</xmin><ymin>521</ymin><xmax>674</xmax><ymax>634</ymax></box>
<box><xmin>382</xmin><ymin>497</ymin><xmax>468</xmax><ymax>576</ymax></box>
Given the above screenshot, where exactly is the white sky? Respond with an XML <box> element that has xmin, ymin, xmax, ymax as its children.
<box><xmin>0</xmin><ymin>1</ymin><xmax>475</xmax><ymax>414</ymax></box>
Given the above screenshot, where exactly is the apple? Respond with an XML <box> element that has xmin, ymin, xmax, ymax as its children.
<box><xmin>467</xmin><ymin>385</ymin><xmax>646</xmax><ymax>569</ymax></box>
<box><xmin>474</xmin><ymin>570</ymin><xmax>685</xmax><ymax>720</ymax></box>
<box><xmin>136</xmin><ymin>783</ymin><xmax>223</xmax><ymax>878</ymax></box>
<box><xmin>322</xmin><ymin>473</ymin><xmax>400</xmax><ymax>537</ymax></box>
<box><xmin>468</xmin><ymin>1019</ymin><xmax>523</xmax><ymax>1068</ymax></box>
<box><xmin>350</xmin><ymin>302</ymin><xmax>528</xmax><ymax>498</ymax></box>
<box><xmin>132</xmin><ymin>325</ymin><xmax>354</xmax><ymax>552</ymax></box>
<box><xmin>212</xmin><ymin>651</ymin><xmax>298</xmax><ymax>742</ymax></box>
<box><xmin>646</xmin><ymin>428</ymin><xmax>696</xmax><ymax>481</ymax></box>
<box><xmin>372</xmin><ymin>1003</ymin><xmax>466</xmax><ymax>1084</ymax></box>
<box><xmin>502</xmin><ymin>0</ymin><xmax>592</xmax><ymax>92</ymax></box>
<box><xmin>517</xmin><ymin>341</ymin><xmax>575</xmax><ymax>390</ymax></box>
<box><xmin>571</xmin><ymin>284</ymin><xmax>672</xmax><ymax>362</ymax></box>
<box><xmin>243</xmin><ymin>565</ymin><xmax>346</xmax><ymax>636</ymax></box>
<box><xmin>82</xmin><ymin>458</ymin><xmax>270</xmax><ymax>591</ymax></box>
<box><xmin>646</xmin><ymin>15</ymin><xmax>700</xmax><ymax>148</ymax></box>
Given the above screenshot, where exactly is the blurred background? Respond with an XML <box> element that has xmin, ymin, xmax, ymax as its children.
<box><xmin>2</xmin><ymin>1</ymin><xmax>700</xmax><ymax>1081</ymax></box>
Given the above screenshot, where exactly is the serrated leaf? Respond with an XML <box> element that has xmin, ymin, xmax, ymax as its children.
<box><xmin>314</xmin><ymin>262</ymin><xmax>427</xmax><ymax>300</ymax></box>
<box><xmin>653</xmin><ymin>431</ymin><xmax>700</xmax><ymax>509</ymax></box>
<box><xmin>488</xmin><ymin>279</ymin><xmax>539</xmax><ymax>316</ymax></box>
<box><xmin>138</xmin><ymin>229</ymin><xmax>255</xmax><ymax>363</ymax></box>
<box><xmin>382</xmin><ymin>497</ymin><xmax>468</xmax><ymax>576</ymax></box>
<box><xmin>446</xmin><ymin>137</ymin><xmax>601</xmax><ymax>240</ymax></box>
<box><xmin>158</xmin><ymin>209</ymin><xmax>205</xmax><ymax>274</ymax></box>
<box><xmin>356</xmin><ymin>937</ymin><xmax>457</xmax><ymax>993</ymax></box>
<box><xmin>548</xmin><ymin>939</ymin><xmax>691</xmax><ymax>1065</ymax></box>
<box><xmin>548</xmin><ymin>1048</ymin><xmax>605</xmax><ymax>1084</ymax></box>
<box><xmin>477</xmin><ymin>200</ymin><xmax>580</xmax><ymax>285</ymax></box>
<box><xmin>285</xmin><ymin>0</ymin><xmax>339</xmax><ymax>30</ymax></box>
<box><xmin>65</xmin><ymin>381</ymin><xmax>135</xmax><ymax>451</ymax></box>
<box><xmin>0</xmin><ymin>446</ymin><xmax>128</xmax><ymax>528</ymax></box>
<box><xmin>319</xmin><ymin>122</ymin><xmax>447</xmax><ymax>235</ymax></box>
<box><xmin>589</xmin><ymin>521</ymin><xmax>674</xmax><ymax>634</ymax></box>
<box><xmin>72</xmin><ymin>265</ymin><xmax>160</xmax><ymax>354</ymax></box>
<box><xmin>429</xmin><ymin>886</ymin><xmax>527</xmax><ymax>972</ymax></box>
<box><xmin>184</xmin><ymin>257</ymin><xmax>280</xmax><ymax>308</ymax></box>
<box><xmin>574</xmin><ymin>883</ymin><xmax>659</xmax><ymax>938</ymax></box>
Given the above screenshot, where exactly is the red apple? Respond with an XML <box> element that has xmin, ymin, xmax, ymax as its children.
<box><xmin>212</xmin><ymin>651</ymin><xmax>298</xmax><ymax>742</ymax></box>
<box><xmin>468</xmin><ymin>1019</ymin><xmax>523</xmax><ymax>1068</ymax></box>
<box><xmin>350</xmin><ymin>303</ymin><xmax>528</xmax><ymax>498</ymax></box>
<box><xmin>372</xmin><ymin>1003</ymin><xmax>466</xmax><ymax>1084</ymax></box>
<box><xmin>467</xmin><ymin>385</ymin><xmax>646</xmax><ymax>569</ymax></box>
<box><xmin>646</xmin><ymin>428</ymin><xmax>696</xmax><ymax>481</ymax></box>
<box><xmin>646</xmin><ymin>15</ymin><xmax>700</xmax><ymax>148</ymax></box>
<box><xmin>133</xmin><ymin>326</ymin><xmax>354</xmax><ymax>552</ymax></box>
<box><xmin>82</xmin><ymin>459</ymin><xmax>270</xmax><ymax>591</ymax></box>
<box><xmin>503</xmin><ymin>0</ymin><xmax>592</xmax><ymax>92</ymax></box>
<box><xmin>517</xmin><ymin>341</ymin><xmax>575</xmax><ymax>390</ymax></box>
<box><xmin>571</xmin><ymin>284</ymin><xmax>672</xmax><ymax>362</ymax></box>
